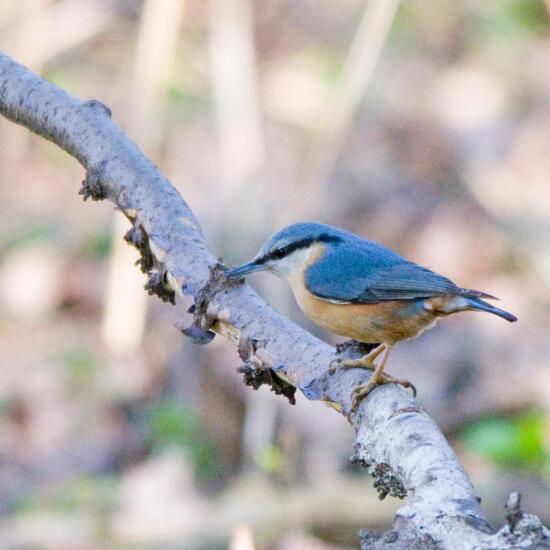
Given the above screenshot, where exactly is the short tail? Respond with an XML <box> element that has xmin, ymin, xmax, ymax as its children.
<box><xmin>433</xmin><ymin>293</ymin><xmax>518</xmax><ymax>322</ymax></box>
<box><xmin>463</xmin><ymin>296</ymin><xmax>517</xmax><ymax>322</ymax></box>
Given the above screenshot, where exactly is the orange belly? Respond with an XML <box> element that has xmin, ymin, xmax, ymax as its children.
<box><xmin>289</xmin><ymin>270</ymin><xmax>439</xmax><ymax>344</ymax></box>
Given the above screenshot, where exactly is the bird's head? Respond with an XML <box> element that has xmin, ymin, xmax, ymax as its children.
<box><xmin>226</xmin><ymin>222</ymin><xmax>344</xmax><ymax>279</ymax></box>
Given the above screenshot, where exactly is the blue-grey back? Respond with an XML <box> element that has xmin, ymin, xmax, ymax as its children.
<box><xmin>304</xmin><ymin>234</ymin><xmax>461</xmax><ymax>303</ymax></box>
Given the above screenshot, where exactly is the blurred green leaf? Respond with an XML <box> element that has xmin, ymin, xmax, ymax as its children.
<box><xmin>460</xmin><ymin>410</ymin><xmax>548</xmax><ymax>468</ymax></box>
<box><xmin>144</xmin><ymin>398</ymin><xmax>221</xmax><ymax>480</ymax></box>
<box><xmin>165</xmin><ymin>80</ymin><xmax>208</xmax><ymax>123</ymax></box>
<box><xmin>61</xmin><ymin>347</ymin><xmax>100</xmax><ymax>387</ymax></box>
<box><xmin>0</xmin><ymin>223</ymin><xmax>58</xmax><ymax>259</ymax></box>
<box><xmin>44</xmin><ymin>68</ymin><xmax>88</xmax><ymax>98</ymax></box>
<box><xmin>294</xmin><ymin>45</ymin><xmax>344</xmax><ymax>86</ymax></box>
<box><xmin>503</xmin><ymin>0</ymin><xmax>548</xmax><ymax>33</ymax></box>
<box><xmin>0</xmin><ymin>397</ymin><xmax>10</xmax><ymax>415</ymax></box>
<box><xmin>465</xmin><ymin>0</ymin><xmax>548</xmax><ymax>63</ymax></box>
<box><xmin>13</xmin><ymin>475</ymin><xmax>117</xmax><ymax>514</ymax></box>
<box><xmin>254</xmin><ymin>444</ymin><xmax>284</xmax><ymax>474</ymax></box>
<box><xmin>78</xmin><ymin>229</ymin><xmax>112</xmax><ymax>260</ymax></box>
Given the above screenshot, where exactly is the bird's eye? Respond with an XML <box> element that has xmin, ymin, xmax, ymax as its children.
<box><xmin>271</xmin><ymin>248</ymin><xmax>286</xmax><ymax>260</ymax></box>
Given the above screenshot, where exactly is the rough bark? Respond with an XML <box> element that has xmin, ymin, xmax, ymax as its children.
<box><xmin>0</xmin><ymin>52</ymin><xmax>548</xmax><ymax>549</ymax></box>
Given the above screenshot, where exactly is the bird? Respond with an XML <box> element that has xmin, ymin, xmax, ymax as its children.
<box><xmin>225</xmin><ymin>222</ymin><xmax>517</xmax><ymax>413</ymax></box>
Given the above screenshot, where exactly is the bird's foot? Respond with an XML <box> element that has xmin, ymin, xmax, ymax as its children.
<box><xmin>328</xmin><ymin>343</ymin><xmax>386</xmax><ymax>374</ymax></box>
<box><xmin>348</xmin><ymin>373</ymin><xmax>417</xmax><ymax>417</ymax></box>
<box><xmin>328</xmin><ymin>358</ymin><xmax>376</xmax><ymax>375</ymax></box>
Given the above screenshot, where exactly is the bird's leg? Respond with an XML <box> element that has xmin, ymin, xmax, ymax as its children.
<box><xmin>329</xmin><ymin>343</ymin><xmax>386</xmax><ymax>374</ymax></box>
<box><xmin>348</xmin><ymin>346</ymin><xmax>417</xmax><ymax>415</ymax></box>
<box><xmin>348</xmin><ymin>346</ymin><xmax>391</xmax><ymax>414</ymax></box>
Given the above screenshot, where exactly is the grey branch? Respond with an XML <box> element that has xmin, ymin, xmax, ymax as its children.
<box><xmin>0</xmin><ymin>52</ymin><xmax>547</xmax><ymax>549</ymax></box>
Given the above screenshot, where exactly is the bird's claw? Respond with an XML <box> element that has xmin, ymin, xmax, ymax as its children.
<box><xmin>349</xmin><ymin>383</ymin><xmax>376</xmax><ymax>416</ymax></box>
<box><xmin>381</xmin><ymin>374</ymin><xmax>417</xmax><ymax>398</ymax></box>
<box><xmin>398</xmin><ymin>379</ymin><xmax>417</xmax><ymax>398</ymax></box>
<box><xmin>328</xmin><ymin>357</ymin><xmax>345</xmax><ymax>374</ymax></box>
<box><xmin>347</xmin><ymin>375</ymin><xmax>417</xmax><ymax>419</ymax></box>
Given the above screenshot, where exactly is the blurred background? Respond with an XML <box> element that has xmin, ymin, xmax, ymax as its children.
<box><xmin>1</xmin><ymin>0</ymin><xmax>549</xmax><ymax>548</ymax></box>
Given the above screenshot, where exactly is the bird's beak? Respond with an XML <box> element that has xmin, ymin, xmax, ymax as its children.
<box><xmin>226</xmin><ymin>260</ymin><xmax>266</xmax><ymax>278</ymax></box>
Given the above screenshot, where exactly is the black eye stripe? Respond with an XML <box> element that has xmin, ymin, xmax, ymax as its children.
<box><xmin>262</xmin><ymin>234</ymin><xmax>341</xmax><ymax>262</ymax></box>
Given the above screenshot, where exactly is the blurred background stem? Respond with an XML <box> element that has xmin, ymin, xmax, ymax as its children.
<box><xmin>300</xmin><ymin>0</ymin><xmax>400</xmax><ymax>217</ymax></box>
<box><xmin>209</xmin><ymin>0</ymin><xmax>280</xmax><ymax>477</ymax></box>
<box><xmin>101</xmin><ymin>0</ymin><xmax>185</xmax><ymax>395</ymax></box>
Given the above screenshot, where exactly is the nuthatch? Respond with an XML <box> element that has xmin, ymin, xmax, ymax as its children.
<box><xmin>226</xmin><ymin>222</ymin><xmax>516</xmax><ymax>413</ymax></box>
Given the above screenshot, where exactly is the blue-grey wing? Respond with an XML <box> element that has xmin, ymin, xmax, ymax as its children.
<box><xmin>304</xmin><ymin>242</ymin><xmax>461</xmax><ymax>303</ymax></box>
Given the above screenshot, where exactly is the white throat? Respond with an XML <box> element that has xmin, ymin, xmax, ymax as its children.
<box><xmin>269</xmin><ymin>247</ymin><xmax>312</xmax><ymax>278</ymax></box>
